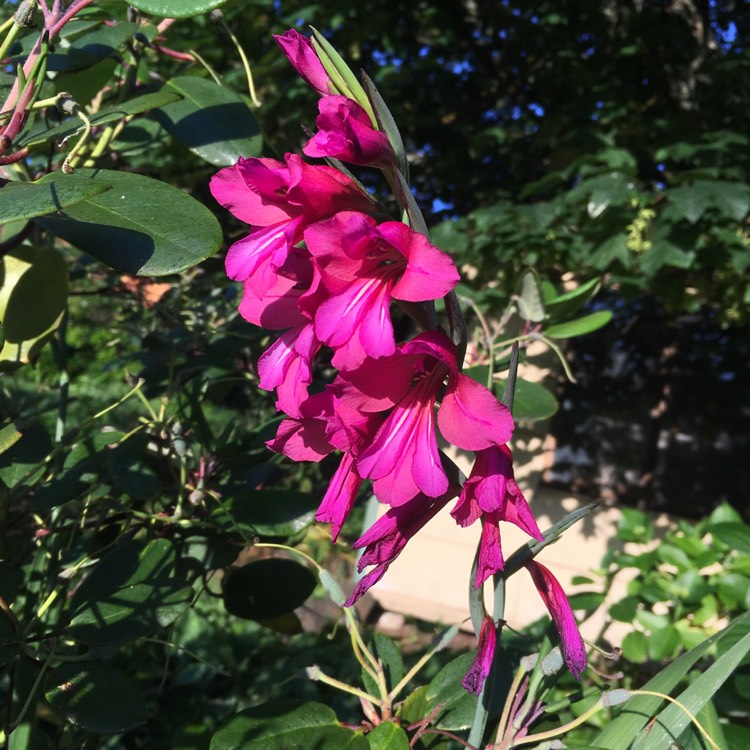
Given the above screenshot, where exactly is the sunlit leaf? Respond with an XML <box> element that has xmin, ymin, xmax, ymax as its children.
<box><xmin>34</xmin><ymin>169</ymin><xmax>221</xmax><ymax>275</ymax></box>
<box><xmin>210</xmin><ymin>699</ymin><xmax>368</xmax><ymax>749</ymax></box>
<box><xmin>156</xmin><ymin>76</ymin><xmax>262</xmax><ymax>165</ymax></box>
<box><xmin>0</xmin><ymin>180</ymin><xmax>110</xmax><ymax>223</ymax></box>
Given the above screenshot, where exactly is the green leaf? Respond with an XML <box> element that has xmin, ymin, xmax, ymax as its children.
<box><xmin>668</xmin><ymin>184</ymin><xmax>712</xmax><ymax>223</ymax></box>
<box><xmin>0</xmin><ymin>421</ymin><xmax>23</xmax><ymax>456</ymax></box>
<box><xmin>218</xmin><ymin>490</ymin><xmax>318</xmax><ymax>537</ymax></box>
<box><xmin>710</xmin><ymin>181</ymin><xmax>750</xmax><ymax>220</ymax></box>
<box><xmin>543</xmin><ymin>277</ymin><xmax>601</xmax><ymax>321</ymax></box>
<box><xmin>639</xmin><ymin>241</ymin><xmax>695</xmax><ymax>277</ymax></box>
<box><xmin>362</xmin><ymin>72</ymin><xmax>408</xmax><ymax>180</ymax></box>
<box><xmin>156</xmin><ymin>76</ymin><xmax>262</xmax><ymax>166</ymax></box>
<box><xmin>70</xmin><ymin>538</ymin><xmax>178</xmax><ymax>614</ymax></box>
<box><xmin>222</xmin><ymin>559</ymin><xmax>317</xmax><ymax>621</ymax></box>
<box><xmin>593</xmin><ymin>613</ymin><xmax>750</xmax><ymax>750</ymax></box>
<box><xmin>45</xmin><ymin>22</ymin><xmax>138</xmax><ymax>72</ymax></box>
<box><xmin>45</xmin><ymin>663</ymin><xmax>146</xmax><ymax>734</ymax></box>
<box><xmin>362</xmin><ymin>633</ymin><xmax>404</xmax><ymax>697</ymax></box>
<box><xmin>0</xmin><ymin>180</ymin><xmax>111</xmax><ymax>223</ymax></box>
<box><xmin>647</xmin><ymin>625</ymin><xmax>681</xmax><ymax>661</ymax></box>
<box><xmin>425</xmin><ymin>653</ymin><xmax>477</xmax><ymax>730</ymax></box>
<box><xmin>0</xmin><ymin>422</ymin><xmax>52</xmax><ymax>488</ymax></box>
<box><xmin>709</xmin><ymin>522</ymin><xmax>750</xmax><ymax>554</ymax></box>
<box><xmin>34</xmin><ymin>169</ymin><xmax>221</xmax><ymax>275</ymax></box>
<box><xmin>610</xmin><ymin>596</ymin><xmax>639</xmax><ymax>623</ymax></box>
<box><xmin>545</xmin><ymin>311</ymin><xmax>612</xmax><ymax>338</ymax></box>
<box><xmin>19</xmin><ymin>89</ymin><xmax>182</xmax><ymax>148</ymax></box>
<box><xmin>107</xmin><ymin>433</ymin><xmax>162</xmax><ymax>501</ymax></box>
<box><xmin>633</xmin><ymin>621</ymin><xmax>750</xmax><ymax>749</ymax></box>
<box><xmin>495</xmin><ymin>378</ymin><xmax>558</xmax><ymax>422</ymax></box>
<box><xmin>366</xmin><ymin>722</ymin><xmax>410</xmax><ymax>750</ymax></box>
<box><xmin>516</xmin><ymin>270</ymin><xmax>545</xmax><ymax>322</ymax></box>
<box><xmin>621</xmin><ymin>631</ymin><xmax>649</xmax><ymax>663</ymax></box>
<box><xmin>210</xmin><ymin>699</ymin><xmax>368</xmax><ymax>750</ymax></box>
<box><xmin>68</xmin><ymin>580</ymin><xmax>193</xmax><ymax>644</ymax></box>
<box><xmin>0</xmin><ymin>245</ymin><xmax>69</xmax><ymax>371</ymax></box>
<box><xmin>128</xmin><ymin>0</ymin><xmax>229</xmax><ymax>17</ymax></box>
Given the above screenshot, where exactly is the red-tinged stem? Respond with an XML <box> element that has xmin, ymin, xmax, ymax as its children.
<box><xmin>152</xmin><ymin>44</ymin><xmax>194</xmax><ymax>62</ymax></box>
<box><xmin>48</xmin><ymin>0</ymin><xmax>96</xmax><ymax>38</ymax></box>
<box><xmin>0</xmin><ymin>146</ymin><xmax>29</xmax><ymax>165</ymax></box>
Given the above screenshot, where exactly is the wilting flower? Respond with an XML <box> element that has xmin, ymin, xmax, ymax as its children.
<box><xmin>346</xmin><ymin>487</ymin><xmax>457</xmax><ymax>605</ymax></box>
<box><xmin>304</xmin><ymin>95</ymin><xmax>396</xmax><ymax>167</ymax></box>
<box><xmin>462</xmin><ymin>616</ymin><xmax>497</xmax><ymax>695</ymax></box>
<box><xmin>273</xmin><ymin>29</ymin><xmax>333</xmax><ymax>96</ymax></box>
<box><xmin>452</xmin><ymin>445</ymin><xmax>543</xmax><ymax>587</ymax></box>
<box><xmin>525</xmin><ymin>560</ymin><xmax>587</xmax><ymax>679</ymax></box>
<box><xmin>340</xmin><ymin>331</ymin><xmax>515</xmax><ymax>506</ymax></box>
<box><xmin>304</xmin><ymin>211</ymin><xmax>460</xmax><ymax>369</ymax></box>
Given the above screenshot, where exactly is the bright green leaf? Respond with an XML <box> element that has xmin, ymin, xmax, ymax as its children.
<box><xmin>34</xmin><ymin>169</ymin><xmax>221</xmax><ymax>275</ymax></box>
<box><xmin>0</xmin><ymin>421</ymin><xmax>51</xmax><ymax>488</ymax></box>
<box><xmin>516</xmin><ymin>270</ymin><xmax>545</xmax><ymax>322</ymax></box>
<box><xmin>0</xmin><ymin>245</ymin><xmax>68</xmax><ymax>371</ymax></box>
<box><xmin>366</xmin><ymin>722</ymin><xmax>410</xmax><ymax>750</ymax></box>
<box><xmin>495</xmin><ymin>378</ymin><xmax>558</xmax><ymax>422</ymax></box>
<box><xmin>156</xmin><ymin>76</ymin><xmax>262</xmax><ymax>166</ymax></box>
<box><xmin>19</xmin><ymin>89</ymin><xmax>182</xmax><ymax>148</ymax></box>
<box><xmin>128</xmin><ymin>0</ymin><xmax>229</xmax><ymax>17</ymax></box>
<box><xmin>647</xmin><ymin>625</ymin><xmax>681</xmax><ymax>661</ymax></box>
<box><xmin>210</xmin><ymin>699</ymin><xmax>368</xmax><ymax>750</ymax></box>
<box><xmin>545</xmin><ymin>310</ymin><xmax>612</xmax><ymax>338</ymax></box>
<box><xmin>425</xmin><ymin>653</ymin><xmax>478</xmax><ymax>730</ymax></box>
<box><xmin>543</xmin><ymin>277</ymin><xmax>601</xmax><ymax>321</ymax></box>
<box><xmin>709</xmin><ymin>523</ymin><xmax>750</xmax><ymax>555</ymax></box>
<box><xmin>0</xmin><ymin>180</ymin><xmax>111</xmax><ymax>223</ymax></box>
<box><xmin>621</xmin><ymin>631</ymin><xmax>649</xmax><ymax>663</ymax></box>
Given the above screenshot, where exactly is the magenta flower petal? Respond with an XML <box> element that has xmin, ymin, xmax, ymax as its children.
<box><xmin>439</xmin><ymin>373</ymin><xmax>515</xmax><ymax>451</ymax></box>
<box><xmin>303</xmin><ymin>96</ymin><xmax>396</xmax><ymax>167</ymax></box>
<box><xmin>382</xmin><ymin>222</ymin><xmax>460</xmax><ymax>302</ymax></box>
<box><xmin>273</xmin><ymin>29</ymin><xmax>332</xmax><ymax>96</ymax></box>
<box><xmin>315</xmin><ymin>453</ymin><xmax>363</xmax><ymax>542</ymax></box>
<box><xmin>526</xmin><ymin>561</ymin><xmax>587</xmax><ymax>680</ymax></box>
<box><xmin>209</xmin><ymin>157</ymin><xmax>293</xmax><ymax>226</ymax></box>
<box><xmin>462</xmin><ymin>616</ymin><xmax>497</xmax><ymax>695</ymax></box>
<box><xmin>475</xmin><ymin>517</ymin><xmax>505</xmax><ymax>588</ymax></box>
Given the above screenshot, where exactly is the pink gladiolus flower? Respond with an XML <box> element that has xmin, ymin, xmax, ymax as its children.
<box><xmin>210</xmin><ymin>153</ymin><xmax>374</xmax><ymax>310</ymax></box>
<box><xmin>462</xmin><ymin>616</ymin><xmax>497</xmax><ymax>695</ymax></box>
<box><xmin>340</xmin><ymin>331</ymin><xmax>515</xmax><ymax>506</ymax></box>
<box><xmin>273</xmin><ymin>29</ymin><xmax>333</xmax><ymax>96</ymax></box>
<box><xmin>304</xmin><ymin>96</ymin><xmax>396</xmax><ymax>167</ymax></box>
<box><xmin>345</xmin><ymin>488</ymin><xmax>457</xmax><ymax>606</ymax></box>
<box><xmin>257</xmin><ymin>323</ymin><xmax>320</xmax><ymax>417</ymax></box>
<box><xmin>525</xmin><ymin>561</ymin><xmax>587</xmax><ymax>680</ymax></box>
<box><xmin>304</xmin><ymin>211</ymin><xmax>460</xmax><ymax>369</ymax></box>
<box><xmin>452</xmin><ymin>445</ymin><xmax>543</xmax><ymax>588</ymax></box>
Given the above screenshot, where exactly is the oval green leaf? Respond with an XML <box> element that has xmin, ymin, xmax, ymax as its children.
<box><xmin>0</xmin><ymin>180</ymin><xmax>111</xmax><ymax>223</ymax></box>
<box><xmin>545</xmin><ymin>310</ymin><xmax>613</xmax><ymax>339</ymax></box>
<box><xmin>45</xmin><ymin>663</ymin><xmax>146</xmax><ymax>734</ymax></box>
<box><xmin>218</xmin><ymin>490</ymin><xmax>318</xmax><ymax>537</ymax></box>
<box><xmin>709</xmin><ymin>522</ymin><xmax>750</xmax><ymax>555</ymax></box>
<box><xmin>543</xmin><ymin>277</ymin><xmax>601</xmax><ymax>321</ymax></box>
<box><xmin>68</xmin><ymin>580</ymin><xmax>193</xmax><ymax>644</ymax></box>
<box><xmin>0</xmin><ymin>246</ymin><xmax>68</xmax><ymax>371</ymax></box>
<box><xmin>495</xmin><ymin>378</ymin><xmax>558</xmax><ymax>422</ymax></box>
<box><xmin>210</xmin><ymin>699</ymin><xmax>368</xmax><ymax>750</ymax></box>
<box><xmin>34</xmin><ymin>169</ymin><xmax>221</xmax><ymax>275</ymax></box>
<box><xmin>222</xmin><ymin>559</ymin><xmax>317</xmax><ymax>621</ymax></box>
<box><xmin>156</xmin><ymin>76</ymin><xmax>262</xmax><ymax>165</ymax></box>
<box><xmin>128</xmin><ymin>0</ymin><xmax>229</xmax><ymax>18</ymax></box>
<box><xmin>366</xmin><ymin>722</ymin><xmax>410</xmax><ymax>750</ymax></box>
<box><xmin>425</xmin><ymin>653</ymin><xmax>478</xmax><ymax>730</ymax></box>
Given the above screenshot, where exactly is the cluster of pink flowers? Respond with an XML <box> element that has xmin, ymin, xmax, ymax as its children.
<box><xmin>211</xmin><ymin>29</ymin><xmax>586</xmax><ymax>692</ymax></box>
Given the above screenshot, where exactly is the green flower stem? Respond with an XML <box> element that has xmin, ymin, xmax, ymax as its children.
<box><xmin>305</xmin><ymin>665</ymin><xmax>384</xmax><ymax>707</ymax></box>
<box><xmin>216</xmin><ymin>16</ymin><xmax>261</xmax><ymax>107</ymax></box>
<box><xmin>253</xmin><ymin>542</ymin><xmax>382</xmax><ymax>685</ymax></box>
<box><xmin>7</xmin><ymin>641</ymin><xmax>56</xmax><ymax>733</ymax></box>
<box><xmin>507</xmin><ymin>700</ymin><xmax>603</xmax><ymax>748</ymax></box>
<box><xmin>495</xmin><ymin>665</ymin><xmax>527</xmax><ymax>744</ymax></box>
<box><xmin>0</xmin><ymin>20</ymin><xmax>23</xmax><ymax>65</ymax></box>
<box><xmin>630</xmin><ymin>690</ymin><xmax>721</xmax><ymax>750</ymax></box>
